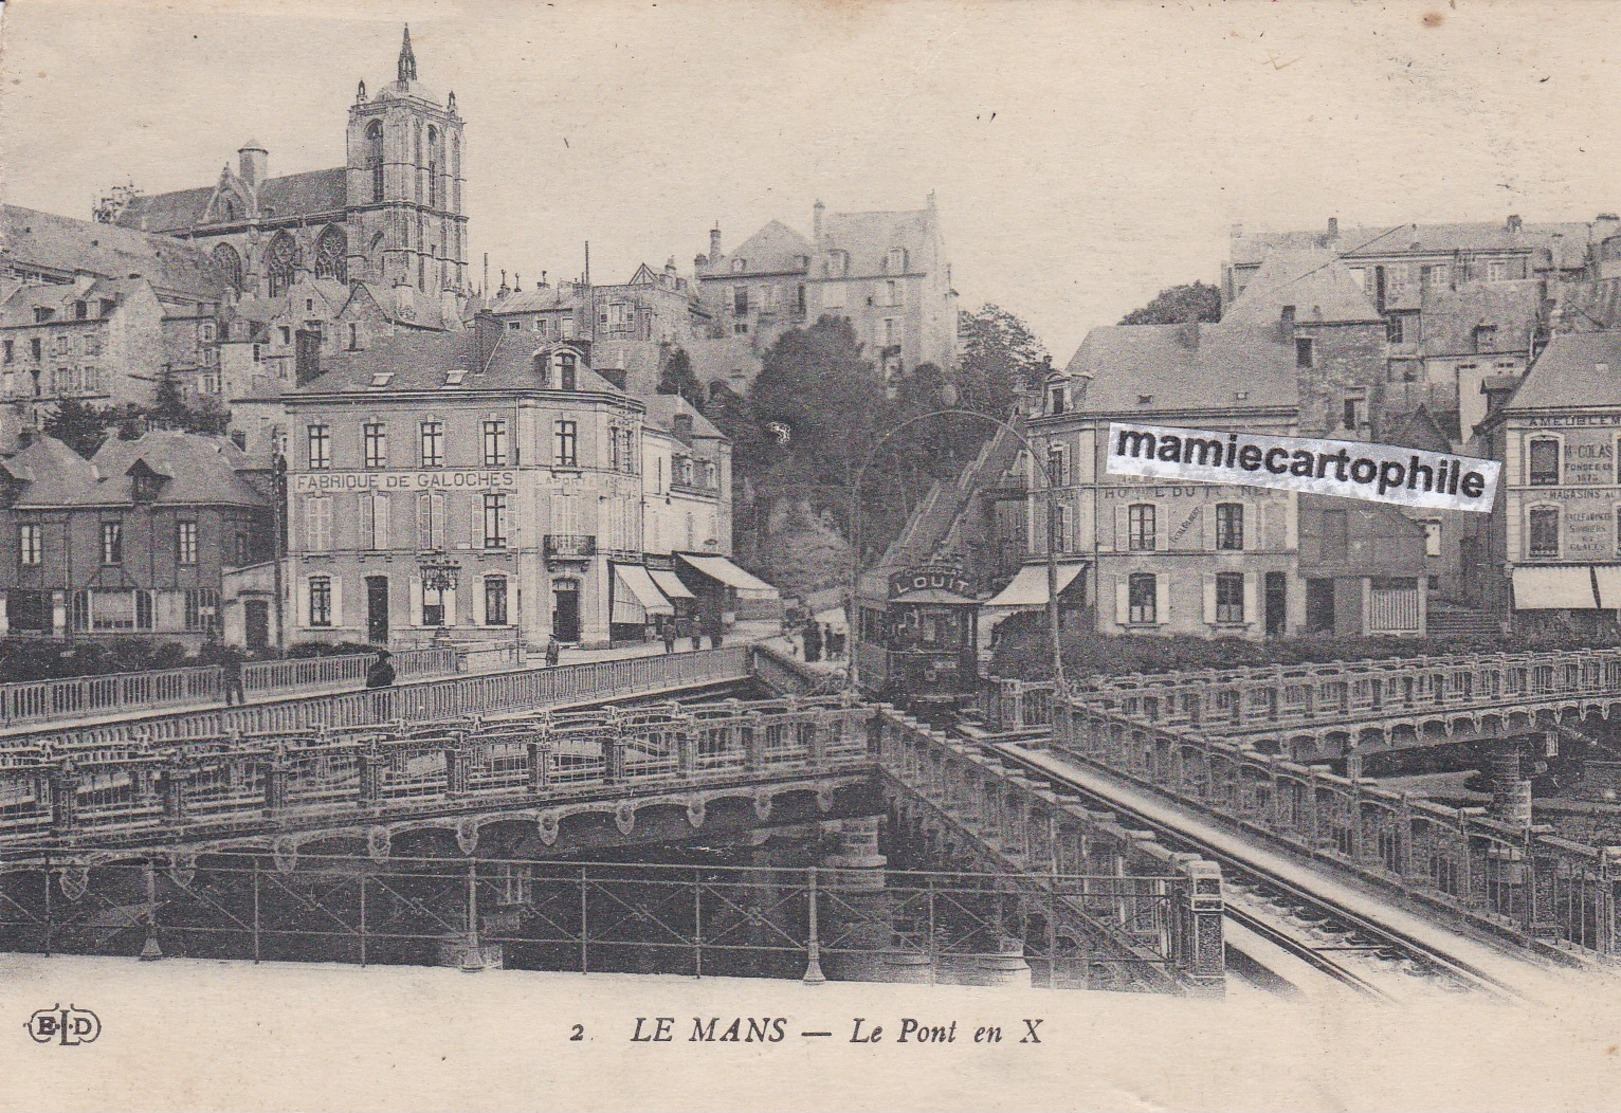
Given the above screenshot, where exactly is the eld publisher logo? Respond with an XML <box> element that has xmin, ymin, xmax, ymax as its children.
<box><xmin>25</xmin><ymin>1005</ymin><xmax>100</xmax><ymax>1046</ymax></box>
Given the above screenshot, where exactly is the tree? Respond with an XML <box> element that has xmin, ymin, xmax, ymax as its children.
<box><xmin>146</xmin><ymin>367</ymin><xmax>230</xmax><ymax>435</ymax></box>
<box><xmin>1118</xmin><ymin>280</ymin><xmax>1222</xmax><ymax>326</ymax></box>
<box><xmin>43</xmin><ymin>399</ymin><xmax>115</xmax><ymax>458</ymax></box>
<box><xmin>955</xmin><ymin>304</ymin><xmax>1052</xmax><ymax>420</ymax></box>
<box><xmin>657</xmin><ymin>346</ymin><xmax>707</xmax><ymax>413</ymax></box>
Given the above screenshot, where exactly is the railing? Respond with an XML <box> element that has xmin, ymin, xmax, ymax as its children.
<box><xmin>0</xmin><ymin>667</ymin><xmax>220</xmax><ymax>731</ymax></box>
<box><xmin>983</xmin><ymin>646</ymin><xmax>1621</xmax><ymax>736</ymax></box>
<box><xmin>875</xmin><ymin>705</ymin><xmax>1224</xmax><ymax>993</ymax></box>
<box><xmin>0</xmin><ymin>851</ymin><xmax>1192</xmax><ymax>988</ymax></box>
<box><xmin>1050</xmin><ymin>692</ymin><xmax>1621</xmax><ymax>962</ymax></box>
<box><xmin>242</xmin><ymin>647</ymin><xmax>455</xmax><ymax>696</ymax></box>
<box><xmin>4</xmin><ymin>646</ymin><xmax>758</xmax><ymax>750</ymax></box>
<box><xmin>544</xmin><ymin>534</ymin><xmax>597</xmax><ymax>559</ymax></box>
<box><xmin>0</xmin><ymin>693</ymin><xmax>870</xmax><ymax>844</ymax></box>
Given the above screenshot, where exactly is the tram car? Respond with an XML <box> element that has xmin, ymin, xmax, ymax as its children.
<box><xmin>853</xmin><ymin>563</ymin><xmax>981</xmax><ymax>705</ymax></box>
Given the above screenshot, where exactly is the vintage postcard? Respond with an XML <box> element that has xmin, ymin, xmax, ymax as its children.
<box><xmin>2</xmin><ymin>0</ymin><xmax>1621</xmax><ymax>1109</ymax></box>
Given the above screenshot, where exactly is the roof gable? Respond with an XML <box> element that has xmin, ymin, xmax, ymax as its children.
<box><xmin>1223</xmin><ymin>246</ymin><xmax>1383</xmax><ymax>326</ymax></box>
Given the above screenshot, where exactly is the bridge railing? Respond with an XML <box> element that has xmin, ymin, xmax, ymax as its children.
<box><xmin>7</xmin><ymin>646</ymin><xmax>757</xmax><ymax>750</ymax></box>
<box><xmin>875</xmin><ymin>705</ymin><xmax>1225</xmax><ymax>995</ymax></box>
<box><xmin>1050</xmin><ymin>690</ymin><xmax>1621</xmax><ymax>962</ymax></box>
<box><xmin>241</xmin><ymin>647</ymin><xmax>457</xmax><ymax>697</ymax></box>
<box><xmin>0</xmin><ymin>666</ymin><xmax>222</xmax><ymax>731</ymax></box>
<box><xmin>983</xmin><ymin>646</ymin><xmax>1621</xmax><ymax>735</ymax></box>
<box><xmin>0</xmin><ymin>694</ymin><xmax>875</xmax><ymax>845</ymax></box>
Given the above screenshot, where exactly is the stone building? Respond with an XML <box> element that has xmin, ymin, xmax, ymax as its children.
<box><xmin>693</xmin><ymin>195</ymin><xmax>958</xmax><ymax>389</ymax></box>
<box><xmin>0</xmin><ymin>431</ymin><xmax>272</xmax><ymax>642</ymax></box>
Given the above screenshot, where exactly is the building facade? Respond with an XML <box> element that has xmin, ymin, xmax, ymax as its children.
<box><xmin>0</xmin><ymin>432</ymin><xmax>272</xmax><ymax>642</ymax></box>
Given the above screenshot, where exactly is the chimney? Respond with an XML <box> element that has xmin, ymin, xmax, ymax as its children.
<box><xmin>294</xmin><ymin>328</ymin><xmax>322</xmax><ymax>386</ymax></box>
<box><xmin>1179</xmin><ymin>311</ymin><xmax>1201</xmax><ymax>349</ymax></box>
<box><xmin>672</xmin><ymin>412</ymin><xmax>695</xmax><ymax>444</ymax></box>
<box><xmin>1326</xmin><ymin>216</ymin><xmax>1339</xmax><ymax>241</ymax></box>
<box><xmin>1280</xmin><ymin>304</ymin><xmax>1296</xmax><ymax>341</ymax></box>
<box><xmin>474</xmin><ymin>310</ymin><xmax>501</xmax><ymax>371</ymax></box>
<box><xmin>1480</xmin><ymin>376</ymin><xmax>1518</xmax><ymax>420</ymax></box>
<box><xmin>238</xmin><ymin>140</ymin><xmax>268</xmax><ymax>188</ymax></box>
<box><xmin>709</xmin><ymin>225</ymin><xmax>722</xmax><ymax>262</ymax></box>
<box><xmin>1507</xmin><ymin>213</ymin><xmax>1524</xmax><ymax>233</ymax></box>
<box><xmin>813</xmin><ymin>200</ymin><xmax>826</xmax><ymax>243</ymax></box>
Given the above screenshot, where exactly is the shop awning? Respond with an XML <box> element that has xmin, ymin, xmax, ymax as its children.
<box><xmin>1593</xmin><ymin>566</ymin><xmax>1621</xmax><ymax>609</ymax></box>
<box><xmin>676</xmin><ymin>553</ymin><xmax>778</xmax><ymax>596</ymax></box>
<box><xmin>648</xmin><ymin>568</ymin><xmax>695</xmax><ymax>601</ymax></box>
<box><xmin>1512</xmin><ymin>566</ymin><xmax>1599</xmax><ymax>610</ymax></box>
<box><xmin>612</xmin><ymin>563</ymin><xmax>674</xmax><ymax>624</ymax></box>
<box><xmin>980</xmin><ymin>561</ymin><xmax>1088</xmax><ymax>609</ymax></box>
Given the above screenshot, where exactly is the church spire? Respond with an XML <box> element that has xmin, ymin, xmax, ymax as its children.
<box><xmin>397</xmin><ymin>24</ymin><xmax>417</xmax><ymax>84</ymax></box>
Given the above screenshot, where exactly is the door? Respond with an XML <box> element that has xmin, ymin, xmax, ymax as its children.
<box><xmin>244</xmin><ymin>600</ymin><xmax>270</xmax><ymax>650</ymax></box>
<box><xmin>552</xmin><ymin>579</ymin><xmax>581</xmax><ymax>643</ymax></box>
<box><xmin>1306</xmin><ymin>578</ymin><xmax>1336</xmax><ymax>634</ymax></box>
<box><xmin>366</xmin><ymin>576</ymin><xmax>389</xmax><ymax>644</ymax></box>
<box><xmin>1264</xmin><ymin>572</ymin><xmax>1287</xmax><ymax>637</ymax></box>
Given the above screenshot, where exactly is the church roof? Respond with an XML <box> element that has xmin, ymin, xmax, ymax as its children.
<box><xmin>3</xmin><ymin>205</ymin><xmax>223</xmax><ymax>299</ymax></box>
<box><xmin>116</xmin><ymin>166</ymin><xmax>347</xmax><ymax>234</ymax></box>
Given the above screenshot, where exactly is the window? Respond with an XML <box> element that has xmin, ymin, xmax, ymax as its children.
<box><xmin>1049</xmin><ymin>384</ymin><xmax>1067</xmax><ymax>415</ymax></box>
<box><xmin>827</xmin><ymin>251</ymin><xmax>849</xmax><ymax>278</ymax></box>
<box><xmin>1386</xmin><ymin>315</ymin><xmax>1404</xmax><ymax>344</ymax></box>
<box><xmin>305</xmin><ymin>496</ymin><xmax>333</xmax><ymax>553</ymax></box>
<box><xmin>731</xmin><ymin>258</ymin><xmax>746</xmax><ymax>273</ymax></box>
<box><xmin>1420</xmin><ymin>519</ymin><xmax>1442</xmax><ymax>558</ymax></box>
<box><xmin>795</xmin><ymin>284</ymin><xmax>807</xmax><ymax>314</ymax></box>
<box><xmin>418</xmin><ymin>420</ymin><xmax>444</xmax><ymax>467</ymax></box>
<box><xmin>1128</xmin><ymin>503</ymin><xmax>1156</xmax><ymax>551</ymax></box>
<box><xmin>1295</xmin><ymin>337</ymin><xmax>1314</xmax><ymax>369</ymax></box>
<box><xmin>1216</xmin><ymin>503</ymin><xmax>1244</xmax><ymax>551</ymax></box>
<box><xmin>555</xmin><ymin>419</ymin><xmax>578</xmax><ymax>467</ymax></box>
<box><xmin>177</xmin><ymin>520</ymin><xmax>198</xmax><ymax>565</ymax></box>
<box><xmin>1343</xmin><ymin>396</ymin><xmax>1364</xmax><ymax>430</ymax></box>
<box><xmin>1046</xmin><ymin>446</ymin><xmax>1068</xmax><ymax>487</ymax></box>
<box><xmin>422</xmin><ymin>585</ymin><xmax>446</xmax><ymax>626</ymax></box>
<box><xmin>1528</xmin><ymin>507</ymin><xmax>1560</xmax><ymax>559</ymax></box>
<box><xmin>363</xmin><ymin>422</ymin><xmax>388</xmax><ymax>469</ymax></box>
<box><xmin>309</xmin><ymin>577</ymin><xmax>333</xmax><ymax>627</ymax></box>
<box><xmin>18</xmin><ymin>524</ymin><xmax>40</xmax><ymax>566</ymax></box>
<box><xmin>29</xmin><ymin>339</ymin><xmax>41</xmax><ymax>362</ymax></box>
<box><xmin>307</xmin><ymin>423</ymin><xmax>331</xmax><ymax>470</ymax></box>
<box><xmin>887</xmin><ymin>247</ymin><xmax>907</xmax><ymax>273</ymax></box>
<box><xmin>886</xmin><ymin>279</ymin><xmax>900</xmax><ymax>307</ymax></box>
<box><xmin>416</xmin><ymin>492</ymin><xmax>446</xmax><ymax>550</ymax></box>
<box><xmin>252</xmin><ymin>344</ymin><xmax>262</xmax><ymax>363</ymax></box>
<box><xmin>1216</xmin><ymin>572</ymin><xmax>1245</xmax><ymax>623</ymax></box>
<box><xmin>1128</xmin><ymin>573</ymin><xmax>1157</xmax><ymax>625</ymax></box>
<box><xmin>359</xmin><ymin>492</ymin><xmax>390</xmax><ymax>550</ymax></box>
<box><xmin>53</xmin><ymin>336</ymin><xmax>68</xmax><ymax>356</ymax></box>
<box><xmin>1528</xmin><ymin>437</ymin><xmax>1560</xmax><ymax>485</ymax></box>
<box><xmin>557</xmin><ymin>352</ymin><xmax>577</xmax><ymax>390</ymax></box>
<box><xmin>483</xmin><ymin>420</ymin><xmax>508</xmax><ymax>466</ymax></box>
<box><xmin>184</xmin><ymin>588</ymin><xmax>220</xmax><ymax>631</ymax></box>
<box><xmin>484</xmin><ymin>577</ymin><xmax>509</xmax><ymax>626</ymax></box>
<box><xmin>733</xmin><ymin>286</ymin><xmax>749</xmax><ymax>316</ymax></box>
<box><xmin>348</xmin><ymin>323</ymin><xmax>359</xmax><ymax>349</ymax></box>
<box><xmin>100</xmin><ymin>521</ymin><xmax>123</xmax><ymax>565</ymax></box>
<box><xmin>1423</xmin><ymin>263</ymin><xmax>1449</xmax><ymax>289</ymax></box>
<box><xmin>1488</xmin><ymin>259</ymin><xmax>1507</xmax><ymax>282</ymax></box>
<box><xmin>3</xmin><ymin>341</ymin><xmax>12</xmax><ymax>364</ymax></box>
<box><xmin>483</xmin><ymin>492</ymin><xmax>508</xmax><ymax>549</ymax></box>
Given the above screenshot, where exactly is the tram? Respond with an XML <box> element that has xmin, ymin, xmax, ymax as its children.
<box><xmin>853</xmin><ymin>563</ymin><xmax>981</xmax><ymax>705</ymax></box>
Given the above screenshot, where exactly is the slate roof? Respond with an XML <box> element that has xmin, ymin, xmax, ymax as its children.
<box><xmin>1382</xmin><ymin>405</ymin><xmax>1453</xmax><ymax>453</ymax></box>
<box><xmin>640</xmin><ymin>392</ymin><xmax>725</xmax><ymax>440</ymax></box>
<box><xmin>2</xmin><ymin>431</ymin><xmax>265</xmax><ymax>509</ymax></box>
<box><xmin>343</xmin><ymin>282</ymin><xmax>458</xmax><ymax>332</ymax></box>
<box><xmin>487</xmin><ymin>284</ymin><xmax>587</xmax><ymax>315</ymax></box>
<box><xmin>291</xmin><ymin>328</ymin><xmax>628</xmax><ymax>398</ymax></box>
<box><xmin>725</xmin><ymin>220</ymin><xmax>813</xmax><ymax>275</ymax></box>
<box><xmin>0</xmin><ymin>436</ymin><xmax>98</xmax><ymax>495</ymax></box>
<box><xmin>1222</xmin><ymin>246</ymin><xmax>1383</xmax><ymax>326</ymax></box>
<box><xmin>0</xmin><ymin>276</ymin><xmax>151</xmax><ymax>329</ymax></box>
<box><xmin>1232</xmin><ymin>221</ymin><xmax>1595</xmax><ymax>271</ymax></box>
<box><xmin>1063</xmin><ymin>323</ymin><xmax>1299</xmax><ymax>415</ymax></box>
<box><xmin>1502</xmin><ymin>331</ymin><xmax>1621</xmax><ymax>413</ymax></box>
<box><xmin>116</xmin><ymin>167</ymin><xmax>347</xmax><ymax>234</ymax></box>
<box><xmin>819</xmin><ymin>208</ymin><xmax>931</xmax><ymax>276</ymax></box>
<box><xmin>3</xmin><ymin>205</ymin><xmax>223</xmax><ymax>299</ymax></box>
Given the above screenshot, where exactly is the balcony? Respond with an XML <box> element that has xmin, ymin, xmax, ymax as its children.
<box><xmin>545</xmin><ymin>534</ymin><xmax>596</xmax><ymax>561</ymax></box>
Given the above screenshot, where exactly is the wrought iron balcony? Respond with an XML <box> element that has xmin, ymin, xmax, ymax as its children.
<box><xmin>544</xmin><ymin>534</ymin><xmax>597</xmax><ymax>559</ymax></box>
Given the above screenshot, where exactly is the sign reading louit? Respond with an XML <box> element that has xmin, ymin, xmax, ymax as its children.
<box><xmin>293</xmin><ymin>470</ymin><xmax>518</xmax><ymax>493</ymax></box>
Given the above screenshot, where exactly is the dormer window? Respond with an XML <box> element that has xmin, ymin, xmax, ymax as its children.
<box><xmin>32</xmin><ymin>308</ymin><xmax>52</xmax><ymax>324</ymax></box>
<box><xmin>131</xmin><ymin>469</ymin><xmax>163</xmax><ymax>503</ymax></box>
<box><xmin>558</xmin><ymin>352</ymin><xmax>577</xmax><ymax>391</ymax></box>
<box><xmin>827</xmin><ymin>251</ymin><xmax>849</xmax><ymax>279</ymax></box>
<box><xmin>1137</xmin><ymin>394</ymin><xmax>1153</xmax><ymax>405</ymax></box>
<box><xmin>731</xmin><ymin>258</ymin><xmax>746</xmax><ymax>273</ymax></box>
<box><xmin>99</xmin><ymin>298</ymin><xmax>115</xmax><ymax>317</ymax></box>
<box><xmin>74</xmin><ymin>301</ymin><xmax>87</xmax><ymax>321</ymax></box>
<box><xmin>886</xmin><ymin>247</ymin><xmax>907</xmax><ymax>273</ymax></box>
<box><xmin>1048</xmin><ymin>383</ymin><xmax>1067</xmax><ymax>415</ymax></box>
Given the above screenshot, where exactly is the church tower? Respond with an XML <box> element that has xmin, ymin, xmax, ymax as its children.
<box><xmin>345</xmin><ymin>26</ymin><xmax>467</xmax><ymax>304</ymax></box>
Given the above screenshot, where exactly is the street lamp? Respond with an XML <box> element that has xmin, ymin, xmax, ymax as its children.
<box><xmin>846</xmin><ymin>404</ymin><xmax>1065</xmax><ymax>697</ymax></box>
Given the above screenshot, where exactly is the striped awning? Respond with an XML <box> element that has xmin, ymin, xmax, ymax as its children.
<box><xmin>1513</xmin><ymin>566</ymin><xmax>1599</xmax><ymax>610</ymax></box>
<box><xmin>649</xmin><ymin>568</ymin><xmax>696</xmax><ymax>601</ymax></box>
<box><xmin>612</xmin><ymin>563</ymin><xmax>674</xmax><ymax>623</ymax></box>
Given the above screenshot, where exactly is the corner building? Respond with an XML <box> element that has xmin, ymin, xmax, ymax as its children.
<box><xmin>281</xmin><ymin>316</ymin><xmax>649</xmax><ymax>649</ymax></box>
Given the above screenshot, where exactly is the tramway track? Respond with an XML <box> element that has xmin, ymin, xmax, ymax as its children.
<box><xmin>967</xmin><ymin>731</ymin><xmax>1530</xmax><ymax>1003</ymax></box>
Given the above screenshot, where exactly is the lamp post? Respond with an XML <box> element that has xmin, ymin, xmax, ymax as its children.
<box><xmin>846</xmin><ymin>405</ymin><xmax>1065</xmax><ymax>696</ymax></box>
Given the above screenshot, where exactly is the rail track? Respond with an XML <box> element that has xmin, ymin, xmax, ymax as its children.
<box><xmin>970</xmin><ymin>731</ymin><xmax>1531</xmax><ymax>1003</ymax></box>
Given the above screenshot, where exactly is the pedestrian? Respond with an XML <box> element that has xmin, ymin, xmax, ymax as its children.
<box><xmin>822</xmin><ymin>623</ymin><xmax>837</xmax><ymax>660</ymax></box>
<box><xmin>661</xmin><ymin>621</ymin><xmax>676</xmax><ymax>655</ymax></box>
<box><xmin>545</xmin><ymin>638</ymin><xmax>562</xmax><ymax>668</ymax></box>
<box><xmin>365</xmin><ymin>649</ymin><xmax>396</xmax><ymax>689</ymax></box>
<box><xmin>689</xmin><ymin>618</ymin><xmax>702</xmax><ymax>653</ymax></box>
<box><xmin>220</xmin><ymin>644</ymin><xmax>246</xmax><ymax>706</ymax></box>
<box><xmin>804</xmin><ymin>621</ymin><xmax>822</xmax><ymax>663</ymax></box>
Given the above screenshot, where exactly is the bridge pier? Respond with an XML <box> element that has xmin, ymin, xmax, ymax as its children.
<box><xmin>1490</xmin><ymin>741</ymin><xmax>1534</xmax><ymax>829</ymax></box>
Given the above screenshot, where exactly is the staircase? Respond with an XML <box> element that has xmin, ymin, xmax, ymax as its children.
<box><xmin>879</xmin><ymin>415</ymin><xmax>1030</xmax><ymax>570</ymax></box>
<box><xmin>1426</xmin><ymin>600</ymin><xmax>1505</xmax><ymax>638</ymax></box>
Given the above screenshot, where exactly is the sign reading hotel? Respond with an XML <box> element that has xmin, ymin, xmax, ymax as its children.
<box><xmin>293</xmin><ymin>470</ymin><xmax>518</xmax><ymax>493</ymax></box>
<box><xmin>1106</xmin><ymin>422</ymin><xmax>1500</xmax><ymax>513</ymax></box>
